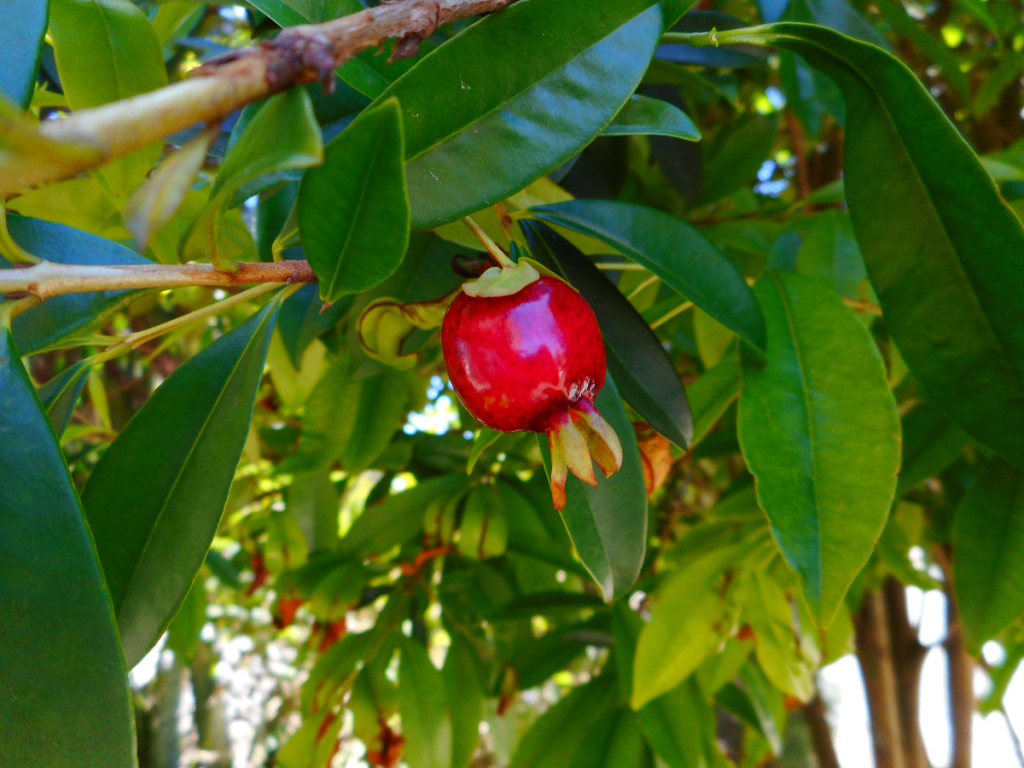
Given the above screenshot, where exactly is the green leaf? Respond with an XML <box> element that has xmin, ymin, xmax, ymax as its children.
<box><xmin>49</xmin><ymin>0</ymin><xmax>167</xmax><ymax>195</ymax></box>
<box><xmin>738</xmin><ymin>271</ymin><xmax>900</xmax><ymax>627</ymax></box>
<box><xmin>953</xmin><ymin>458</ymin><xmax>1024</xmax><ymax>652</ymax></box>
<box><xmin>339</xmin><ymin>369</ymin><xmax>411</xmax><ymax>474</ymax></box>
<box><xmin>466</xmin><ymin>427</ymin><xmax>503</xmax><ymax>474</ymax></box>
<box><xmin>340</xmin><ymin>474</ymin><xmax>469</xmax><ymax>558</ymax></box>
<box><xmin>399</xmin><ymin>637</ymin><xmax>452</xmax><ymax>768</ymax></box>
<box><xmin>81</xmin><ymin>299</ymin><xmax>281</xmax><ymax>668</ymax></box>
<box><xmin>687</xmin><ymin>352</ymin><xmax>741</xmax><ymax>450</ymax></box>
<box><xmin>523</xmin><ymin>221</ymin><xmax>692</xmax><ymax>449</ymax></box>
<box><xmin>37</xmin><ymin>360</ymin><xmax>91</xmax><ymax>437</ymax></box>
<box><xmin>443</xmin><ymin>634</ymin><xmax>485</xmax><ymax>768</ymax></box>
<box><xmin>743</xmin><ymin>571</ymin><xmax>815</xmax><ymax>701</ymax></box>
<box><xmin>604</xmin><ymin>95</ymin><xmax>701</xmax><ymax>140</ymax></box>
<box><xmin>700</xmin><ymin>114</ymin><xmax>778</xmax><ymax>205</ymax></box>
<box><xmin>298</xmin><ymin>98</ymin><xmax>409</xmax><ymax>302</ymax></box>
<box><xmin>538</xmin><ymin>376</ymin><xmax>648</xmax><ymax>602</ymax></box>
<box><xmin>896</xmin><ymin>401</ymin><xmax>969</xmax><ymax>497</ymax></box>
<box><xmin>165</xmin><ymin>575</ymin><xmax>207</xmax><ymax>664</ymax></box>
<box><xmin>0</xmin><ymin>329</ymin><xmax>135</xmax><ymax>767</ymax></box>
<box><xmin>3</xmin><ymin>215</ymin><xmax>151</xmax><ymax>354</ymax></box>
<box><xmin>277</xmin><ymin>283</ymin><xmax>352</xmax><ymax>368</ymax></box>
<box><xmin>0</xmin><ymin>0</ymin><xmax>48</xmax><ymax>108</ymax></box>
<box><xmin>631</xmin><ymin>549</ymin><xmax>738</xmax><ymax>709</ymax></box>
<box><xmin>796</xmin><ymin>208</ymin><xmax>867</xmax><ymax>299</ymax></box>
<box><xmin>529</xmin><ymin>200</ymin><xmax>766</xmax><ymax>350</ymax></box>
<box><xmin>509</xmin><ymin>674</ymin><xmax>627</xmax><ymax>768</ymax></box>
<box><xmin>751</xmin><ymin>22</ymin><xmax>1024</xmax><ymax>472</ymax></box>
<box><xmin>185</xmin><ymin>88</ymin><xmax>323</xmax><ymax>268</ymax></box>
<box><xmin>375</xmin><ymin>0</ymin><xmax>678</xmax><ymax>230</ymax></box>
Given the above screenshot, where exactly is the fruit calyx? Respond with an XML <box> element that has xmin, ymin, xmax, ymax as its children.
<box><xmin>462</xmin><ymin>259</ymin><xmax>540</xmax><ymax>298</ymax></box>
<box><xmin>548</xmin><ymin>399</ymin><xmax>623</xmax><ymax>509</ymax></box>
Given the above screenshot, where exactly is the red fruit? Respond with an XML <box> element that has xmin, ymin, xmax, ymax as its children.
<box><xmin>442</xmin><ymin>270</ymin><xmax>622</xmax><ymax>509</ymax></box>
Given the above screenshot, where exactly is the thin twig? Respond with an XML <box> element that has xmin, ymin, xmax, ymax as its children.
<box><xmin>1002</xmin><ymin>706</ymin><xmax>1024</xmax><ymax>768</ymax></box>
<box><xmin>1</xmin><ymin>0</ymin><xmax>520</xmax><ymax>196</ymax></box>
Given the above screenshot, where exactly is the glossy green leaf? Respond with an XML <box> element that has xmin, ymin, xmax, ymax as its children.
<box><xmin>896</xmin><ymin>401</ymin><xmax>969</xmax><ymax>497</ymax></box>
<box><xmin>738</xmin><ymin>271</ymin><xmax>900</xmax><ymax>627</ymax></box>
<box><xmin>530</xmin><ymin>200</ymin><xmax>766</xmax><ymax>350</ymax></box>
<box><xmin>0</xmin><ymin>0</ymin><xmax>48</xmax><ymax>108</ymax></box>
<box><xmin>339</xmin><ymin>369</ymin><xmax>410</xmax><ymax>474</ymax></box>
<box><xmin>443</xmin><ymin>634</ymin><xmax>485</xmax><ymax>768</ymax></box>
<box><xmin>38</xmin><ymin>360</ymin><xmax>91</xmax><ymax>437</ymax></box>
<box><xmin>277</xmin><ymin>283</ymin><xmax>352</xmax><ymax>368</ymax></box>
<box><xmin>0</xmin><ymin>329</ymin><xmax>135</xmax><ymax>767</ymax></box>
<box><xmin>49</xmin><ymin>0</ymin><xmax>167</xmax><ymax>195</ymax></box>
<box><xmin>81</xmin><ymin>299</ymin><xmax>281</xmax><ymax>668</ymax></box>
<box><xmin>4</xmin><ymin>215</ymin><xmax>151</xmax><ymax>354</ymax></box>
<box><xmin>687</xmin><ymin>352</ymin><xmax>741</xmax><ymax>450</ymax></box>
<box><xmin>752</xmin><ymin>22</ymin><xmax>1024</xmax><ymax>472</ymax></box>
<box><xmin>604</xmin><ymin>95</ymin><xmax>700</xmax><ymax>140</ymax></box>
<box><xmin>796</xmin><ymin>208</ymin><xmax>867</xmax><ymax>299</ymax></box>
<box><xmin>298</xmin><ymin>98</ymin><xmax>409</xmax><ymax>302</ymax></box>
<box><xmin>538</xmin><ymin>376</ymin><xmax>648</xmax><ymax>602</ymax></box>
<box><xmin>374</xmin><ymin>0</ymin><xmax>678</xmax><ymax>230</ymax></box>
<box><xmin>466</xmin><ymin>427</ymin><xmax>503</xmax><ymax>474</ymax></box>
<box><xmin>523</xmin><ymin>221</ymin><xmax>692</xmax><ymax>448</ymax></box>
<box><xmin>399</xmin><ymin>636</ymin><xmax>452</xmax><ymax>768</ymax></box>
<box><xmin>953</xmin><ymin>459</ymin><xmax>1024</xmax><ymax>652</ymax></box>
<box><xmin>631</xmin><ymin>549</ymin><xmax>738</xmax><ymax>709</ymax></box>
<box><xmin>185</xmin><ymin>87</ymin><xmax>322</xmax><ymax>268</ymax></box>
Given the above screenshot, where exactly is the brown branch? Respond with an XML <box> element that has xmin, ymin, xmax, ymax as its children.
<box><xmin>884</xmin><ymin>577</ymin><xmax>932</xmax><ymax>768</ymax></box>
<box><xmin>935</xmin><ymin>545</ymin><xmax>974</xmax><ymax>768</ymax></box>
<box><xmin>1</xmin><ymin>0</ymin><xmax>519</xmax><ymax>196</ymax></box>
<box><xmin>805</xmin><ymin>694</ymin><xmax>842</xmax><ymax>768</ymax></box>
<box><xmin>1</xmin><ymin>259</ymin><xmax>316</xmax><ymax>301</ymax></box>
<box><xmin>854</xmin><ymin>589</ymin><xmax>908</xmax><ymax>768</ymax></box>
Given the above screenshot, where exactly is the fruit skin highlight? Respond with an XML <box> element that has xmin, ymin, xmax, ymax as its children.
<box><xmin>441</xmin><ymin>271</ymin><xmax>622</xmax><ymax>509</ymax></box>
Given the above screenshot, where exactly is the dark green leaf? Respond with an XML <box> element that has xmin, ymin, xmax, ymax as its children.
<box><xmin>81</xmin><ymin>299</ymin><xmax>281</xmax><ymax>668</ymax></box>
<box><xmin>37</xmin><ymin>360</ymin><xmax>91</xmax><ymax>437</ymax></box>
<box><xmin>796</xmin><ymin>209</ymin><xmax>867</xmax><ymax>299</ymax></box>
<box><xmin>4</xmin><ymin>215</ymin><xmax>151</xmax><ymax>354</ymax></box>
<box><xmin>538</xmin><ymin>376</ymin><xmax>648</xmax><ymax>602</ymax></box>
<box><xmin>0</xmin><ymin>0</ymin><xmax>48</xmax><ymax>108</ymax></box>
<box><xmin>700</xmin><ymin>114</ymin><xmax>778</xmax><ymax>205</ymax></box>
<box><xmin>604</xmin><ymin>95</ymin><xmax>700</xmax><ymax>140</ymax></box>
<box><xmin>529</xmin><ymin>200</ymin><xmax>766</xmax><ymax>350</ymax></box>
<box><xmin>49</xmin><ymin>0</ymin><xmax>167</xmax><ymax>194</ymax></box>
<box><xmin>0</xmin><ymin>329</ymin><xmax>135</xmax><ymax>767</ymax></box>
<box><xmin>754</xmin><ymin>22</ymin><xmax>1024</xmax><ymax>472</ymax></box>
<box><xmin>953</xmin><ymin>459</ymin><xmax>1024</xmax><ymax>652</ymax></box>
<box><xmin>374</xmin><ymin>0</ymin><xmax>681</xmax><ymax>229</ymax></box>
<box><xmin>298</xmin><ymin>98</ymin><xmax>409</xmax><ymax>302</ymax></box>
<box><xmin>277</xmin><ymin>283</ymin><xmax>352</xmax><ymax>368</ymax></box>
<box><xmin>523</xmin><ymin>221</ymin><xmax>692</xmax><ymax>448</ymax></box>
<box><xmin>896</xmin><ymin>401</ymin><xmax>969</xmax><ymax>497</ymax></box>
<box><xmin>738</xmin><ymin>271</ymin><xmax>900</xmax><ymax>627</ymax></box>
<box><xmin>399</xmin><ymin>636</ymin><xmax>452</xmax><ymax>768</ymax></box>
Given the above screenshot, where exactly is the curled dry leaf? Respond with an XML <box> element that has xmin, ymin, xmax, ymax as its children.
<box><xmin>634</xmin><ymin>422</ymin><xmax>673</xmax><ymax>497</ymax></box>
<box><xmin>357</xmin><ymin>289</ymin><xmax>459</xmax><ymax>370</ymax></box>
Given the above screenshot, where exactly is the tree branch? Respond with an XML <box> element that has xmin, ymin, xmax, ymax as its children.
<box><xmin>0</xmin><ymin>259</ymin><xmax>316</xmax><ymax>301</ymax></box>
<box><xmin>935</xmin><ymin>545</ymin><xmax>974</xmax><ymax>768</ymax></box>
<box><xmin>804</xmin><ymin>694</ymin><xmax>842</xmax><ymax>768</ymax></box>
<box><xmin>2</xmin><ymin>0</ymin><xmax>519</xmax><ymax>196</ymax></box>
<box><xmin>854</xmin><ymin>589</ymin><xmax>908</xmax><ymax>768</ymax></box>
<box><xmin>884</xmin><ymin>576</ymin><xmax>932</xmax><ymax>768</ymax></box>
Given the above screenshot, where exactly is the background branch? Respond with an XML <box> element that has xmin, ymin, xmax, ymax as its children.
<box><xmin>1</xmin><ymin>0</ymin><xmax>519</xmax><ymax>196</ymax></box>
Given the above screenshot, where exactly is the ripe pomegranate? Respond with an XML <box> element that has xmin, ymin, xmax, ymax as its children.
<box><xmin>441</xmin><ymin>261</ymin><xmax>622</xmax><ymax>509</ymax></box>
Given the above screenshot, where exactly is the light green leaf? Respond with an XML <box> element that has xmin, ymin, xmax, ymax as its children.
<box><xmin>400</xmin><ymin>636</ymin><xmax>452</xmax><ymax>768</ymax></box>
<box><xmin>738</xmin><ymin>271</ymin><xmax>900</xmax><ymax>627</ymax></box>
<box><xmin>49</xmin><ymin>0</ymin><xmax>167</xmax><ymax>195</ymax></box>
<box><xmin>443</xmin><ymin>634</ymin><xmax>485</xmax><ymax>768</ymax></box>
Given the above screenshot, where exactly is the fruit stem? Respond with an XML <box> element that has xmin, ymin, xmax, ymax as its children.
<box><xmin>462</xmin><ymin>216</ymin><xmax>515</xmax><ymax>269</ymax></box>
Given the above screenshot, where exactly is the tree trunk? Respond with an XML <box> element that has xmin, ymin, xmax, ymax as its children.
<box><xmin>805</xmin><ymin>694</ymin><xmax>842</xmax><ymax>768</ymax></box>
<box><xmin>884</xmin><ymin>577</ymin><xmax>932</xmax><ymax>768</ymax></box>
<box><xmin>854</xmin><ymin>589</ymin><xmax>907</xmax><ymax>768</ymax></box>
<box><xmin>937</xmin><ymin>548</ymin><xmax>974</xmax><ymax>768</ymax></box>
